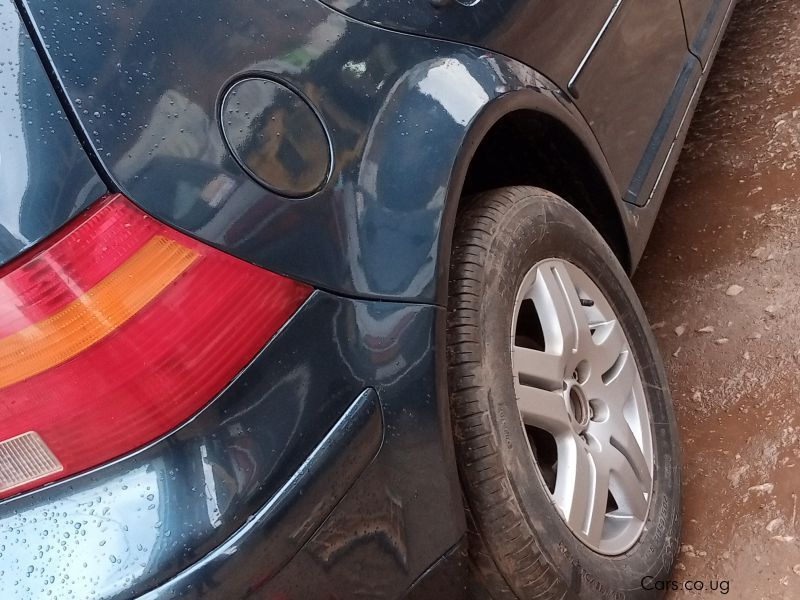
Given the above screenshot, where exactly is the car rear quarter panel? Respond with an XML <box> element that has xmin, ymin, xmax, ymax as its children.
<box><xmin>315</xmin><ymin>0</ymin><xmax>692</xmax><ymax>207</ymax></box>
<box><xmin>0</xmin><ymin>292</ymin><xmax>463</xmax><ymax>599</ymax></box>
<box><xmin>0</xmin><ymin>0</ymin><xmax>105</xmax><ymax>267</ymax></box>
<box><xmin>17</xmin><ymin>0</ymin><xmax>630</xmax><ymax>305</ymax></box>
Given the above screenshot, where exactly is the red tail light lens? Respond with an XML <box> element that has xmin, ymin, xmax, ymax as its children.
<box><xmin>0</xmin><ymin>194</ymin><xmax>311</xmax><ymax>499</ymax></box>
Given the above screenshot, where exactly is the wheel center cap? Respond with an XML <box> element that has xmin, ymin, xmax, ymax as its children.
<box><xmin>564</xmin><ymin>381</ymin><xmax>590</xmax><ymax>430</ymax></box>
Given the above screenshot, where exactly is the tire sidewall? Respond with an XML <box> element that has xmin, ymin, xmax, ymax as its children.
<box><xmin>470</xmin><ymin>192</ymin><xmax>680</xmax><ymax>599</ymax></box>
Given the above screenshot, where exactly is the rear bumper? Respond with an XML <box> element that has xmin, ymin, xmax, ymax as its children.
<box><xmin>142</xmin><ymin>387</ymin><xmax>383</xmax><ymax>599</ymax></box>
<box><xmin>0</xmin><ymin>291</ymin><xmax>465</xmax><ymax>599</ymax></box>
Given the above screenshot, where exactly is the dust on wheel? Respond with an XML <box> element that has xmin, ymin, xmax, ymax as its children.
<box><xmin>447</xmin><ymin>186</ymin><xmax>681</xmax><ymax>600</ymax></box>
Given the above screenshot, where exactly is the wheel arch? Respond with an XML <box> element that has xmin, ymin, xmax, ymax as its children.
<box><xmin>436</xmin><ymin>88</ymin><xmax>633</xmax><ymax>304</ymax></box>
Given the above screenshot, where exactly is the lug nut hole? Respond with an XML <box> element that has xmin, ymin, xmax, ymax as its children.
<box><xmin>589</xmin><ymin>398</ymin><xmax>609</xmax><ymax>422</ymax></box>
<box><xmin>574</xmin><ymin>359</ymin><xmax>590</xmax><ymax>384</ymax></box>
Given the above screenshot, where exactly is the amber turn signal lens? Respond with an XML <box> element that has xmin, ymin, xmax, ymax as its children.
<box><xmin>0</xmin><ymin>236</ymin><xmax>197</xmax><ymax>389</ymax></box>
<box><xmin>0</xmin><ymin>194</ymin><xmax>312</xmax><ymax>499</ymax></box>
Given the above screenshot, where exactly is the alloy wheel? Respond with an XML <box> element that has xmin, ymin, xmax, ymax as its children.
<box><xmin>511</xmin><ymin>258</ymin><xmax>654</xmax><ymax>555</ymax></box>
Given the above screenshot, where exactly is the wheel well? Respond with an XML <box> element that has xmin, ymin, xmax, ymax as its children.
<box><xmin>461</xmin><ymin>110</ymin><xmax>631</xmax><ymax>271</ymax></box>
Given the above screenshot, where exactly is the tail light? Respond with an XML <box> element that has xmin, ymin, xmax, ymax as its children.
<box><xmin>0</xmin><ymin>194</ymin><xmax>311</xmax><ymax>499</ymax></box>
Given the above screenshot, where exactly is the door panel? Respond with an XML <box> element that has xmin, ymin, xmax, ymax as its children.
<box><xmin>681</xmin><ymin>0</ymin><xmax>735</xmax><ymax>63</ymax></box>
<box><xmin>570</xmin><ymin>0</ymin><xmax>698</xmax><ymax>196</ymax></box>
<box><xmin>319</xmin><ymin>0</ymin><xmax>693</xmax><ymax>202</ymax></box>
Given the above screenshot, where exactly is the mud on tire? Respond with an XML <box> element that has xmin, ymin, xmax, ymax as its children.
<box><xmin>446</xmin><ymin>186</ymin><xmax>681</xmax><ymax>600</ymax></box>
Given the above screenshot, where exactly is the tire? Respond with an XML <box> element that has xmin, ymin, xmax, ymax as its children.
<box><xmin>447</xmin><ymin>186</ymin><xmax>680</xmax><ymax>600</ymax></box>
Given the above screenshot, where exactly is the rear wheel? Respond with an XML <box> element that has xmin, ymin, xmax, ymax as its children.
<box><xmin>447</xmin><ymin>186</ymin><xmax>680</xmax><ymax>599</ymax></box>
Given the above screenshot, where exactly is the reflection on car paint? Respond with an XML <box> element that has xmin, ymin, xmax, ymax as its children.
<box><xmin>22</xmin><ymin>0</ymin><xmax>610</xmax><ymax>303</ymax></box>
<box><xmin>0</xmin><ymin>1</ymin><xmax>104</xmax><ymax>266</ymax></box>
<box><xmin>0</xmin><ymin>292</ymin><xmax>462</xmax><ymax>598</ymax></box>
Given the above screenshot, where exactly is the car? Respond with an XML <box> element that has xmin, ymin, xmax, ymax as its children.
<box><xmin>0</xmin><ymin>0</ymin><xmax>734</xmax><ymax>598</ymax></box>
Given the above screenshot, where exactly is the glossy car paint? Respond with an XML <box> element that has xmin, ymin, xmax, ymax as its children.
<box><xmin>16</xmin><ymin>0</ymin><xmax>630</xmax><ymax>304</ymax></box>
<box><xmin>317</xmin><ymin>0</ymin><xmax>693</xmax><ymax>202</ymax></box>
<box><xmin>0</xmin><ymin>0</ymin><xmax>733</xmax><ymax>597</ymax></box>
<box><xmin>0</xmin><ymin>292</ymin><xmax>463</xmax><ymax>598</ymax></box>
<box><xmin>219</xmin><ymin>77</ymin><xmax>333</xmax><ymax>198</ymax></box>
<box><xmin>0</xmin><ymin>0</ymin><xmax>105</xmax><ymax>266</ymax></box>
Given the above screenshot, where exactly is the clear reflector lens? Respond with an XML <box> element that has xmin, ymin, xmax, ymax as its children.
<box><xmin>0</xmin><ymin>194</ymin><xmax>311</xmax><ymax>499</ymax></box>
<box><xmin>0</xmin><ymin>432</ymin><xmax>62</xmax><ymax>494</ymax></box>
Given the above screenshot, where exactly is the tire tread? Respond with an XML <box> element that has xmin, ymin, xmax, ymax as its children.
<box><xmin>448</xmin><ymin>187</ymin><xmax>570</xmax><ymax>599</ymax></box>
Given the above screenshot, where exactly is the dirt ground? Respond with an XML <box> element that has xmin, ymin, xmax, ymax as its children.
<box><xmin>633</xmin><ymin>0</ymin><xmax>800</xmax><ymax>597</ymax></box>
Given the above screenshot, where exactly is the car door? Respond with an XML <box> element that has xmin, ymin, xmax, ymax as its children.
<box><xmin>318</xmin><ymin>0</ymin><xmax>697</xmax><ymax>205</ymax></box>
<box><xmin>563</xmin><ymin>0</ymin><xmax>701</xmax><ymax>204</ymax></box>
<box><xmin>680</xmin><ymin>0</ymin><xmax>736</xmax><ymax>63</ymax></box>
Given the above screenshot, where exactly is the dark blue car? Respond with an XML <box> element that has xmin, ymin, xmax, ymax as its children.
<box><xmin>0</xmin><ymin>0</ymin><xmax>734</xmax><ymax>598</ymax></box>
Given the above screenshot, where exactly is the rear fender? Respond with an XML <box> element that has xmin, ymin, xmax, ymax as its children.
<box><xmin>18</xmin><ymin>0</ymin><xmax>624</xmax><ymax>304</ymax></box>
